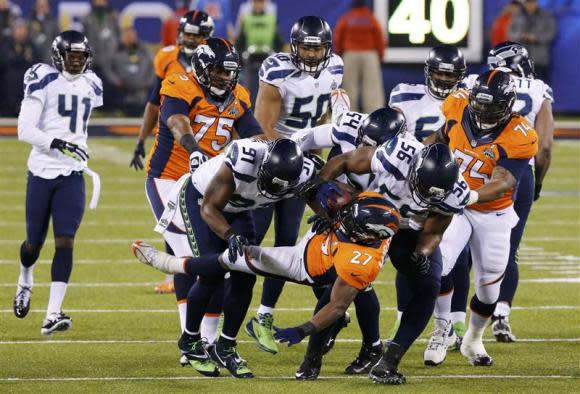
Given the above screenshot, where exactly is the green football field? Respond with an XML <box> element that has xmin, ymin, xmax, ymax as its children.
<box><xmin>0</xmin><ymin>138</ymin><xmax>578</xmax><ymax>393</ymax></box>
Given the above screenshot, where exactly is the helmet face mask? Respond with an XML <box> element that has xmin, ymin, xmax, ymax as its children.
<box><xmin>192</xmin><ymin>38</ymin><xmax>240</xmax><ymax>101</ymax></box>
<box><xmin>424</xmin><ymin>45</ymin><xmax>466</xmax><ymax>99</ymax></box>
<box><xmin>425</xmin><ymin>68</ymin><xmax>464</xmax><ymax>99</ymax></box>
<box><xmin>51</xmin><ymin>31</ymin><xmax>92</xmax><ymax>75</ymax></box>
<box><xmin>178</xmin><ymin>11</ymin><xmax>214</xmax><ymax>55</ymax></box>
<box><xmin>257</xmin><ymin>140</ymin><xmax>304</xmax><ymax>199</ymax></box>
<box><xmin>290</xmin><ymin>16</ymin><xmax>332</xmax><ymax>75</ymax></box>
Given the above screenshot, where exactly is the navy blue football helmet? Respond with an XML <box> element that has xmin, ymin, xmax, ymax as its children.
<box><xmin>468</xmin><ymin>70</ymin><xmax>516</xmax><ymax>135</ymax></box>
<box><xmin>338</xmin><ymin>192</ymin><xmax>400</xmax><ymax>245</ymax></box>
<box><xmin>51</xmin><ymin>30</ymin><xmax>92</xmax><ymax>74</ymax></box>
<box><xmin>178</xmin><ymin>10</ymin><xmax>214</xmax><ymax>54</ymax></box>
<box><xmin>258</xmin><ymin>139</ymin><xmax>304</xmax><ymax>198</ymax></box>
<box><xmin>290</xmin><ymin>16</ymin><xmax>332</xmax><ymax>75</ymax></box>
<box><xmin>425</xmin><ymin>45</ymin><xmax>466</xmax><ymax>99</ymax></box>
<box><xmin>409</xmin><ymin>144</ymin><xmax>459</xmax><ymax>207</ymax></box>
<box><xmin>356</xmin><ymin>107</ymin><xmax>406</xmax><ymax>147</ymax></box>
<box><xmin>192</xmin><ymin>37</ymin><xmax>240</xmax><ymax>100</ymax></box>
<box><xmin>488</xmin><ymin>41</ymin><xmax>535</xmax><ymax>79</ymax></box>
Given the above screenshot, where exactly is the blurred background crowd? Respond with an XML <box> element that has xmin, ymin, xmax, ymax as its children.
<box><xmin>0</xmin><ymin>0</ymin><xmax>577</xmax><ymax>117</ymax></box>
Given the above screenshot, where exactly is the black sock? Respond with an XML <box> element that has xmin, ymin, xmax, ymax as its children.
<box><xmin>354</xmin><ymin>288</ymin><xmax>380</xmax><ymax>345</ymax></box>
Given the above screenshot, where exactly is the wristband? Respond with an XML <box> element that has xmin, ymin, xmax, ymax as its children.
<box><xmin>467</xmin><ymin>190</ymin><xmax>479</xmax><ymax>206</ymax></box>
<box><xmin>223</xmin><ymin>228</ymin><xmax>235</xmax><ymax>239</ymax></box>
<box><xmin>297</xmin><ymin>321</ymin><xmax>317</xmax><ymax>337</ymax></box>
<box><xmin>180</xmin><ymin>133</ymin><xmax>198</xmax><ymax>154</ymax></box>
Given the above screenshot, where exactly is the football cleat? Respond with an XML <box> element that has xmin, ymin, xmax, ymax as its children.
<box><xmin>491</xmin><ymin>315</ymin><xmax>516</xmax><ymax>343</ymax></box>
<box><xmin>132</xmin><ymin>241</ymin><xmax>184</xmax><ymax>274</ymax></box>
<box><xmin>13</xmin><ymin>286</ymin><xmax>32</xmax><ymax>319</ymax></box>
<box><xmin>178</xmin><ymin>333</ymin><xmax>220</xmax><ymax>377</ymax></box>
<box><xmin>452</xmin><ymin>321</ymin><xmax>466</xmax><ymax>350</ymax></box>
<box><xmin>345</xmin><ymin>342</ymin><xmax>383</xmax><ymax>374</ymax></box>
<box><xmin>424</xmin><ymin>318</ymin><xmax>457</xmax><ymax>366</ymax></box>
<box><xmin>368</xmin><ymin>357</ymin><xmax>406</xmax><ymax>385</ymax></box>
<box><xmin>460</xmin><ymin>333</ymin><xmax>494</xmax><ymax>366</ymax></box>
<box><xmin>245</xmin><ymin>313</ymin><xmax>278</xmax><ymax>354</ymax></box>
<box><xmin>41</xmin><ymin>312</ymin><xmax>72</xmax><ymax>335</ymax></box>
<box><xmin>321</xmin><ymin>311</ymin><xmax>350</xmax><ymax>355</ymax></box>
<box><xmin>295</xmin><ymin>354</ymin><xmax>322</xmax><ymax>380</ymax></box>
<box><xmin>210</xmin><ymin>341</ymin><xmax>253</xmax><ymax>378</ymax></box>
<box><xmin>154</xmin><ymin>280</ymin><xmax>175</xmax><ymax>294</ymax></box>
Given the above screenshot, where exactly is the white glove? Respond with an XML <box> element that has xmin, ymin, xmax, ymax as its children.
<box><xmin>330</xmin><ymin>88</ymin><xmax>351</xmax><ymax>124</ymax></box>
<box><xmin>189</xmin><ymin>151</ymin><xmax>208</xmax><ymax>173</ymax></box>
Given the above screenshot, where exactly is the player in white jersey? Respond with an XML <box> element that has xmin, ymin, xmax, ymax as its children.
<box><xmin>13</xmin><ymin>31</ymin><xmax>103</xmax><ymax>335</ymax></box>
<box><xmin>151</xmin><ymin>138</ymin><xmax>317</xmax><ymax>378</ymax></box>
<box><xmin>290</xmin><ymin>108</ymin><xmax>407</xmax><ymax>377</ymax></box>
<box><xmin>246</xmin><ymin>15</ymin><xmax>345</xmax><ymax>354</ymax></box>
<box><xmin>312</xmin><ymin>138</ymin><xmax>470</xmax><ymax>384</ymax></box>
<box><xmin>389</xmin><ymin>44</ymin><xmax>467</xmax><ymax>142</ymax></box>
<box><xmin>439</xmin><ymin>41</ymin><xmax>555</xmax><ymax>346</ymax></box>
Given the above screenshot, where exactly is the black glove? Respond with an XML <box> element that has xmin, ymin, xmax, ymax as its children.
<box><xmin>534</xmin><ymin>183</ymin><xmax>542</xmax><ymax>201</ymax></box>
<box><xmin>225</xmin><ymin>229</ymin><xmax>250</xmax><ymax>262</ymax></box>
<box><xmin>304</xmin><ymin>152</ymin><xmax>326</xmax><ymax>173</ymax></box>
<box><xmin>307</xmin><ymin>214</ymin><xmax>333</xmax><ymax>234</ymax></box>
<box><xmin>295</xmin><ymin>178</ymin><xmax>322</xmax><ymax>201</ymax></box>
<box><xmin>50</xmin><ymin>138</ymin><xmax>88</xmax><ymax>162</ymax></box>
<box><xmin>410</xmin><ymin>251</ymin><xmax>430</xmax><ymax>275</ymax></box>
<box><xmin>130</xmin><ymin>140</ymin><xmax>145</xmax><ymax>170</ymax></box>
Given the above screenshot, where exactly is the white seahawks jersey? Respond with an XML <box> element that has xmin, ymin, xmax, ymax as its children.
<box><xmin>368</xmin><ymin>137</ymin><xmax>470</xmax><ymax>230</ymax></box>
<box><xmin>191</xmin><ymin>139</ymin><xmax>317</xmax><ymax>212</ymax></box>
<box><xmin>259</xmin><ymin>52</ymin><xmax>344</xmax><ymax>138</ymax></box>
<box><xmin>389</xmin><ymin>83</ymin><xmax>444</xmax><ymax>142</ymax></box>
<box><xmin>19</xmin><ymin>63</ymin><xmax>103</xmax><ymax>178</ymax></box>
<box><xmin>292</xmin><ymin>111</ymin><xmax>374</xmax><ymax>190</ymax></box>
<box><xmin>461</xmin><ymin>73</ymin><xmax>554</xmax><ymax>126</ymax></box>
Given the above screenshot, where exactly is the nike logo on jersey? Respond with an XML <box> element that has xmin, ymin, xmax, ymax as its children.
<box><xmin>496</xmin><ymin>212</ymin><xmax>506</xmax><ymax>216</ymax></box>
<box><xmin>350</xmin><ymin>272</ymin><xmax>361</xmax><ymax>277</ymax></box>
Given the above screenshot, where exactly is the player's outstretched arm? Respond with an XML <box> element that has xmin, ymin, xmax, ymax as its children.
<box><xmin>200</xmin><ymin>163</ymin><xmax>236</xmax><ymax>240</ymax></box>
<box><xmin>533</xmin><ymin>99</ymin><xmax>554</xmax><ymax>200</ymax></box>
<box><xmin>274</xmin><ymin>277</ymin><xmax>358</xmax><ymax>346</ymax></box>
<box><xmin>254</xmin><ymin>81</ymin><xmax>283</xmax><ymax>140</ymax></box>
<box><xmin>130</xmin><ymin>102</ymin><xmax>160</xmax><ymax>170</ymax></box>
<box><xmin>469</xmin><ymin>166</ymin><xmax>517</xmax><ymax>205</ymax></box>
<box><xmin>318</xmin><ymin>146</ymin><xmax>375</xmax><ymax>182</ymax></box>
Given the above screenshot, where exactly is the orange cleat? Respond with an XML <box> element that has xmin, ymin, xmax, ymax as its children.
<box><xmin>154</xmin><ymin>280</ymin><xmax>175</xmax><ymax>294</ymax></box>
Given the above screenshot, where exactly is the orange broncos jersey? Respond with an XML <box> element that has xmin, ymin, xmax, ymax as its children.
<box><xmin>146</xmin><ymin>73</ymin><xmax>252</xmax><ymax>180</ymax></box>
<box><xmin>442</xmin><ymin>89</ymin><xmax>538</xmax><ymax>212</ymax></box>
<box><xmin>305</xmin><ymin>232</ymin><xmax>391</xmax><ymax>290</ymax></box>
<box><xmin>154</xmin><ymin>45</ymin><xmax>191</xmax><ymax>81</ymax></box>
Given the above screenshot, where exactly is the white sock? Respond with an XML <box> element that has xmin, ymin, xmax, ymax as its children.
<box><xmin>200</xmin><ymin>314</ymin><xmax>220</xmax><ymax>343</ymax></box>
<box><xmin>18</xmin><ymin>264</ymin><xmax>34</xmax><ymax>288</ymax></box>
<box><xmin>46</xmin><ymin>282</ymin><xmax>67</xmax><ymax>316</ymax></box>
<box><xmin>257</xmin><ymin>305</ymin><xmax>274</xmax><ymax>316</ymax></box>
<box><xmin>434</xmin><ymin>290</ymin><xmax>453</xmax><ymax>321</ymax></box>
<box><xmin>465</xmin><ymin>310</ymin><xmax>490</xmax><ymax>340</ymax></box>
<box><xmin>493</xmin><ymin>301</ymin><xmax>511</xmax><ymax>319</ymax></box>
<box><xmin>178</xmin><ymin>302</ymin><xmax>188</xmax><ymax>332</ymax></box>
<box><xmin>451</xmin><ymin>311</ymin><xmax>466</xmax><ymax>325</ymax></box>
<box><xmin>396</xmin><ymin>310</ymin><xmax>403</xmax><ymax>321</ymax></box>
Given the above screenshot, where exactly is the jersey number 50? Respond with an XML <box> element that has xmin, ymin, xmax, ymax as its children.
<box><xmin>286</xmin><ymin>94</ymin><xmax>330</xmax><ymax>129</ymax></box>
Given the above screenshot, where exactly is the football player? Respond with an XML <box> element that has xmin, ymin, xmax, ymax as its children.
<box><xmin>246</xmin><ymin>15</ymin><xmax>345</xmax><ymax>355</ymax></box>
<box><xmin>425</xmin><ymin>70</ymin><xmax>538</xmax><ymax>366</ymax></box>
<box><xmin>313</xmin><ymin>138</ymin><xmax>470</xmax><ymax>384</ymax></box>
<box><xmin>129</xmin><ymin>10</ymin><xmax>214</xmax><ymax>295</ymax></box>
<box><xmin>144</xmin><ymin>37</ymin><xmax>262</xmax><ymax>340</ymax></box>
<box><xmin>13</xmin><ymin>31</ymin><xmax>103</xmax><ymax>335</ymax></box>
<box><xmin>147</xmin><ymin>138</ymin><xmax>318</xmax><ymax>378</ymax></box>
<box><xmin>133</xmin><ymin>192</ymin><xmax>400</xmax><ymax>377</ymax></box>
<box><xmin>291</xmin><ymin>107</ymin><xmax>405</xmax><ymax>376</ymax></box>
<box><xmin>444</xmin><ymin>42</ymin><xmax>554</xmax><ymax>346</ymax></box>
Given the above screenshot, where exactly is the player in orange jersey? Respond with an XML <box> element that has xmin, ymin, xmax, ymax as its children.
<box><xmin>132</xmin><ymin>192</ymin><xmax>400</xmax><ymax>378</ymax></box>
<box><xmin>425</xmin><ymin>70</ymin><xmax>538</xmax><ymax>367</ymax></box>
<box><xmin>144</xmin><ymin>37</ymin><xmax>263</xmax><ymax>338</ymax></box>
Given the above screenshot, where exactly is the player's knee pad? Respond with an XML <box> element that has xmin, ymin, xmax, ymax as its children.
<box><xmin>470</xmin><ymin>295</ymin><xmax>496</xmax><ymax>317</ymax></box>
<box><xmin>475</xmin><ymin>273</ymin><xmax>504</xmax><ymax>304</ymax></box>
<box><xmin>20</xmin><ymin>241</ymin><xmax>41</xmax><ymax>267</ymax></box>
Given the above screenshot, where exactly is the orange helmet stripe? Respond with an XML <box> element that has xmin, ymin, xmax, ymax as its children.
<box><xmin>486</xmin><ymin>69</ymin><xmax>500</xmax><ymax>85</ymax></box>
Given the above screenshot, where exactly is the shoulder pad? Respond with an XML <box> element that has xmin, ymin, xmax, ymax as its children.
<box><xmin>327</xmin><ymin>54</ymin><xmax>344</xmax><ymax>75</ymax></box>
<box><xmin>259</xmin><ymin>53</ymin><xmax>298</xmax><ymax>85</ymax></box>
<box><xmin>389</xmin><ymin>84</ymin><xmax>426</xmax><ymax>105</ymax></box>
<box><xmin>82</xmin><ymin>71</ymin><xmax>103</xmax><ymax>96</ymax></box>
<box><xmin>23</xmin><ymin>63</ymin><xmax>59</xmax><ymax>96</ymax></box>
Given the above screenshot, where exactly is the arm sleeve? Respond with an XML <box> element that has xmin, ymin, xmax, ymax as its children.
<box><xmin>17</xmin><ymin>96</ymin><xmax>53</xmax><ymax>150</ymax></box>
<box><xmin>234</xmin><ymin>108</ymin><xmax>263</xmax><ymax>138</ymax></box>
<box><xmin>148</xmin><ymin>76</ymin><xmax>163</xmax><ymax>105</ymax></box>
<box><xmin>159</xmin><ymin>97</ymin><xmax>190</xmax><ymax>124</ymax></box>
<box><xmin>497</xmin><ymin>158</ymin><xmax>529</xmax><ymax>182</ymax></box>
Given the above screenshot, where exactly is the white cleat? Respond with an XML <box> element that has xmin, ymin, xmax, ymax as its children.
<box><xmin>424</xmin><ymin>318</ymin><xmax>456</xmax><ymax>366</ymax></box>
<box><xmin>132</xmin><ymin>241</ymin><xmax>184</xmax><ymax>274</ymax></box>
<box><xmin>460</xmin><ymin>333</ymin><xmax>494</xmax><ymax>366</ymax></box>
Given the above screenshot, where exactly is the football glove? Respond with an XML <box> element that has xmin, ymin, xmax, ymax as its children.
<box><xmin>225</xmin><ymin>230</ymin><xmax>249</xmax><ymax>262</ymax></box>
<box><xmin>275</xmin><ymin>322</ymin><xmax>316</xmax><ymax>347</ymax></box>
<box><xmin>533</xmin><ymin>183</ymin><xmax>542</xmax><ymax>201</ymax></box>
<box><xmin>315</xmin><ymin>181</ymin><xmax>344</xmax><ymax>212</ymax></box>
<box><xmin>129</xmin><ymin>140</ymin><xmax>145</xmax><ymax>170</ymax></box>
<box><xmin>189</xmin><ymin>151</ymin><xmax>208</xmax><ymax>173</ymax></box>
<box><xmin>50</xmin><ymin>138</ymin><xmax>88</xmax><ymax>162</ymax></box>
<box><xmin>410</xmin><ymin>251</ymin><xmax>430</xmax><ymax>275</ymax></box>
<box><xmin>307</xmin><ymin>214</ymin><xmax>333</xmax><ymax>234</ymax></box>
